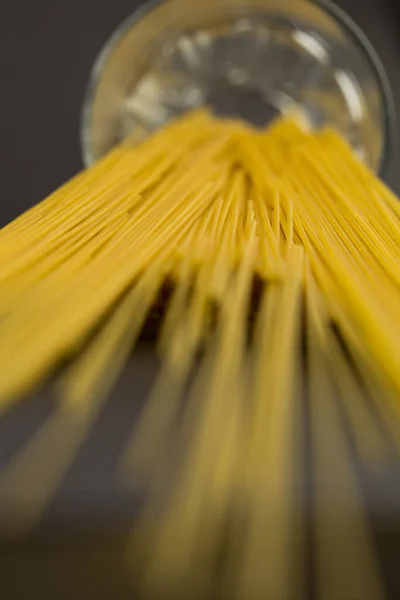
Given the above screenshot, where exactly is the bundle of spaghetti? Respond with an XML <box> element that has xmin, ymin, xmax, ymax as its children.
<box><xmin>127</xmin><ymin>225</ymin><xmax>256</xmax><ymax>599</ymax></box>
<box><xmin>119</xmin><ymin>169</ymin><xmax>266</xmax><ymax>482</ymax></box>
<box><xmin>0</xmin><ymin>107</ymin><xmax>400</xmax><ymax>600</ymax></box>
<box><xmin>283</xmin><ymin>132</ymin><xmax>400</xmax><ymax>414</ymax></box>
<box><xmin>118</xmin><ymin>130</ymin><xmax>298</xmax><ymax>488</ymax></box>
<box><xmin>0</xmin><ymin>109</ymin><xmax>215</xmax><ymax>258</ymax></box>
<box><xmin>0</xmin><ymin>111</ymin><xmax>250</xmax><ymax>403</ymax></box>
<box><xmin>119</xmin><ymin>119</ymin><xmax>399</xmax><ymax>599</ymax></box>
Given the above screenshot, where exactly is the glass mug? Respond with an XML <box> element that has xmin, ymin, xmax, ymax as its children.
<box><xmin>80</xmin><ymin>0</ymin><xmax>396</xmax><ymax>175</ymax></box>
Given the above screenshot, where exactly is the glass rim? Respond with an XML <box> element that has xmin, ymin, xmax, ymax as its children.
<box><xmin>80</xmin><ymin>0</ymin><xmax>396</xmax><ymax>177</ymax></box>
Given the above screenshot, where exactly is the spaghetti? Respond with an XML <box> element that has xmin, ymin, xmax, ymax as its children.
<box><xmin>0</xmin><ymin>108</ymin><xmax>398</xmax><ymax>599</ymax></box>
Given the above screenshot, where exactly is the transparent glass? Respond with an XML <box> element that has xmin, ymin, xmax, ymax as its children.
<box><xmin>81</xmin><ymin>0</ymin><xmax>395</xmax><ymax>174</ymax></box>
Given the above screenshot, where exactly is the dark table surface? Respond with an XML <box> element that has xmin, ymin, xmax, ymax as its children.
<box><xmin>1</xmin><ymin>1</ymin><xmax>400</xmax><ymax>598</ymax></box>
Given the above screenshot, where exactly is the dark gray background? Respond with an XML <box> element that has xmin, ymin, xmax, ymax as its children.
<box><xmin>0</xmin><ymin>1</ymin><xmax>400</xmax><ymax>598</ymax></box>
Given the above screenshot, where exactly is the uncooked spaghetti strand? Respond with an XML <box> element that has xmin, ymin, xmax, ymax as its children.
<box><xmin>273</xmin><ymin>188</ymin><xmax>282</xmax><ymax>253</ymax></box>
<box><xmin>283</xmin><ymin>199</ymin><xmax>294</xmax><ymax>253</ymax></box>
<box><xmin>228</xmin><ymin>169</ymin><xmax>248</xmax><ymax>264</ymax></box>
<box><xmin>252</xmin><ymin>188</ymin><xmax>282</xmax><ymax>278</ymax></box>
<box><xmin>157</xmin><ymin>256</ymin><xmax>195</xmax><ymax>355</ymax></box>
<box><xmin>213</xmin><ymin>169</ymin><xmax>241</xmax><ymax>240</ymax></box>
<box><xmin>189</xmin><ymin>175</ymin><xmax>239</xmax><ymax>301</ymax></box>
